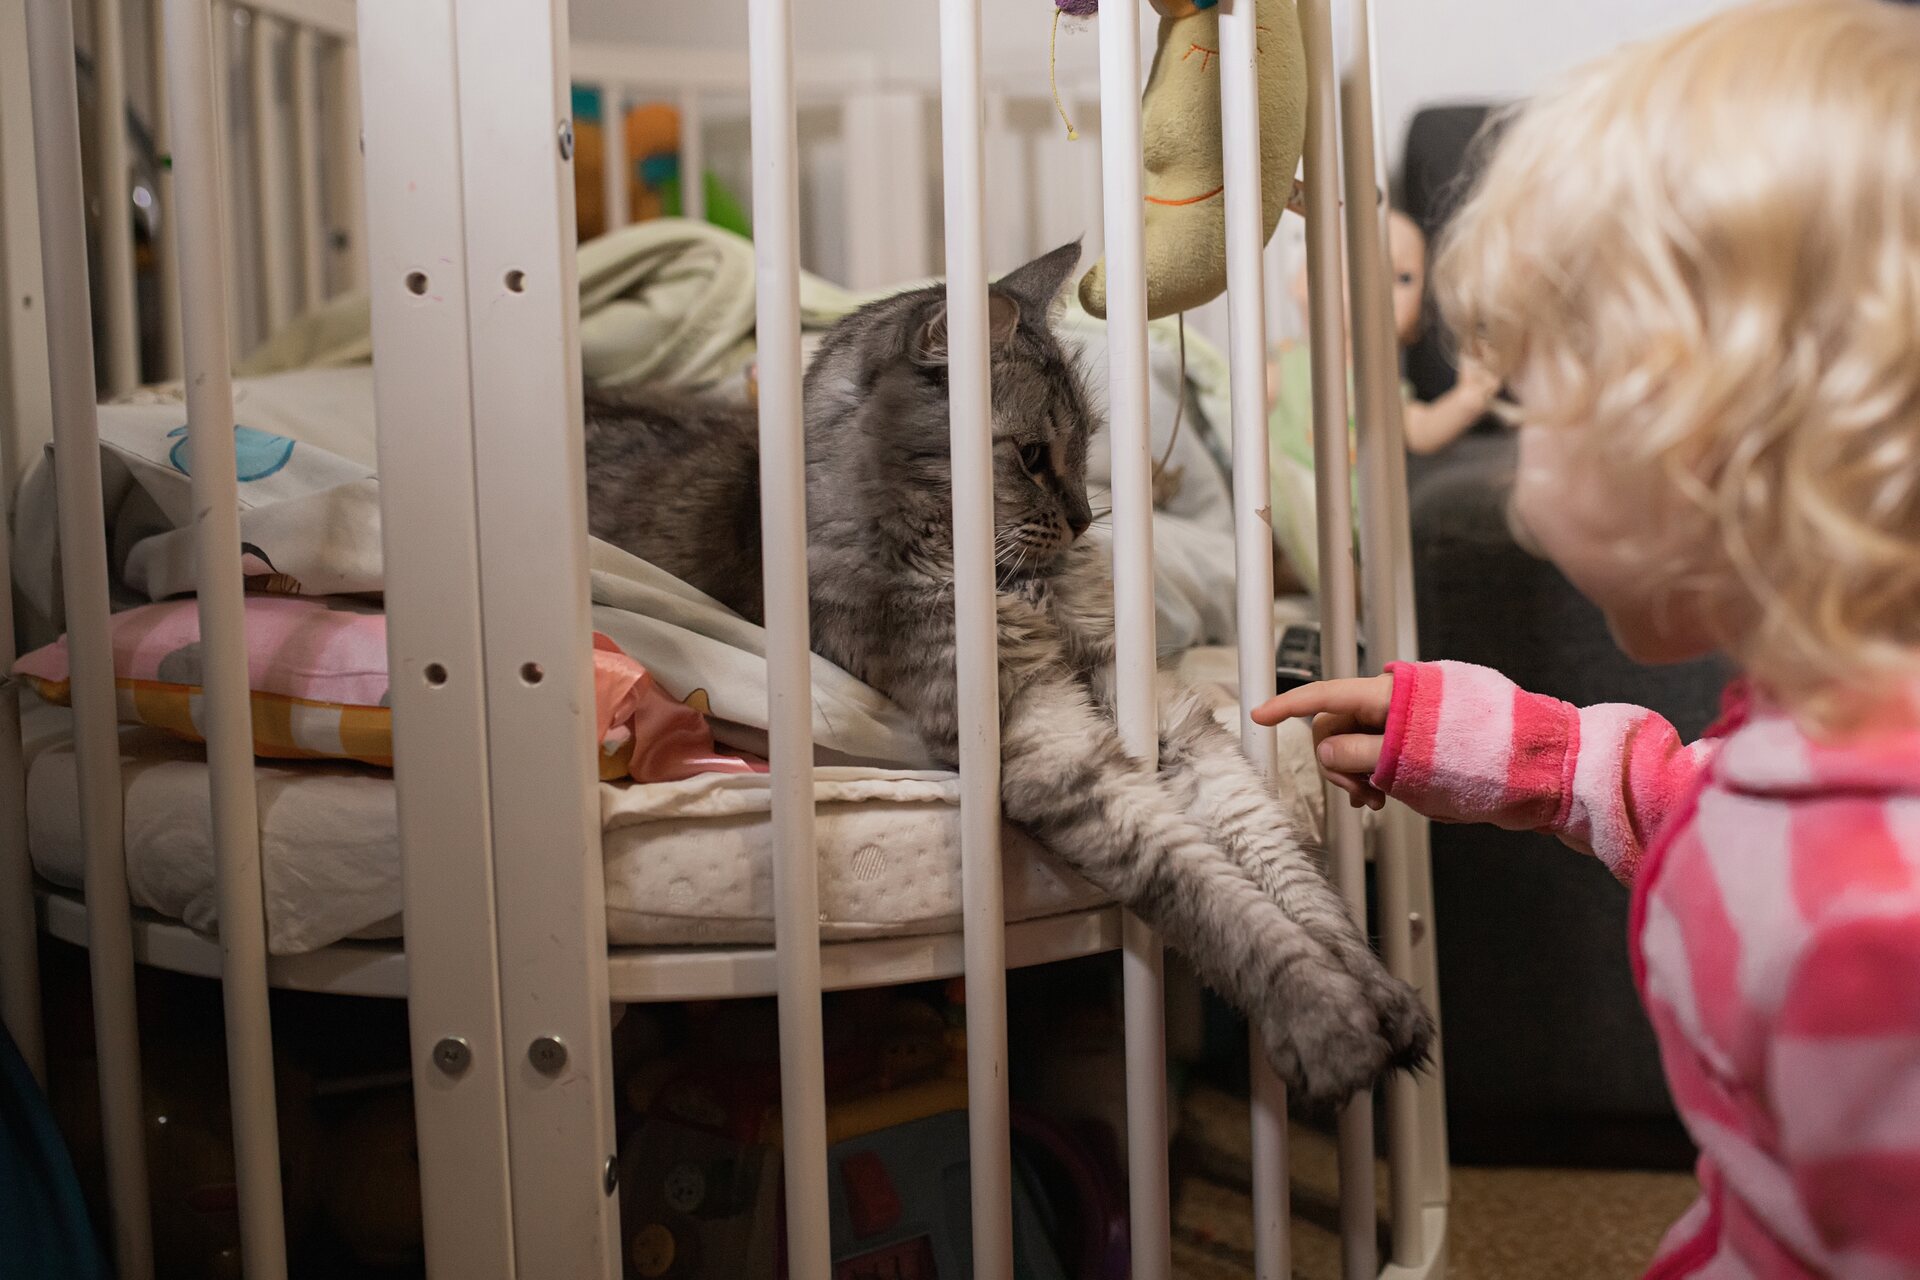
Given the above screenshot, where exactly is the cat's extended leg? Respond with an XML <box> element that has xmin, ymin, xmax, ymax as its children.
<box><xmin>994</xmin><ymin>667</ymin><xmax>1398</xmax><ymax>1106</ymax></box>
<box><xmin>1155</xmin><ymin>679</ymin><xmax>1433</xmax><ymax>1070</ymax></box>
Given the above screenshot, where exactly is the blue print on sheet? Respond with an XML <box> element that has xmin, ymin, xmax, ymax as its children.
<box><xmin>167</xmin><ymin>425</ymin><xmax>296</xmax><ymax>481</ymax></box>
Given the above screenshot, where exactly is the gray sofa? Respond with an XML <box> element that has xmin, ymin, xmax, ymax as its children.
<box><xmin>1399</xmin><ymin>105</ymin><xmax>1729</xmax><ymax>1168</ymax></box>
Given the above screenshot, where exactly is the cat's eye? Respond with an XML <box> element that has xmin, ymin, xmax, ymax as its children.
<box><xmin>1018</xmin><ymin>443</ymin><xmax>1048</xmax><ymax>476</ymax></box>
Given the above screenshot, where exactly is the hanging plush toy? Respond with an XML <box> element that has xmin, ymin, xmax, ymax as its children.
<box><xmin>1067</xmin><ymin>0</ymin><xmax>1308</xmax><ymax>321</ymax></box>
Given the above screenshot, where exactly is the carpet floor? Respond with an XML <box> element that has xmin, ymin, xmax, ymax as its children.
<box><xmin>1172</xmin><ymin>1086</ymin><xmax>1699</xmax><ymax>1279</ymax></box>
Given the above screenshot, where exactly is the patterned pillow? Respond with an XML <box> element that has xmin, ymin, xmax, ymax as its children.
<box><xmin>12</xmin><ymin>596</ymin><xmax>759</xmax><ymax>783</ymax></box>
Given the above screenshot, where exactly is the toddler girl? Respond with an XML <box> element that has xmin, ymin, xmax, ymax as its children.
<box><xmin>1259</xmin><ymin>2</ymin><xmax>1920</xmax><ymax>1274</ymax></box>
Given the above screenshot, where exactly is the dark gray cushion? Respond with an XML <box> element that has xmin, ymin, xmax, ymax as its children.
<box><xmin>1409</xmin><ymin>430</ymin><xmax>1731</xmax><ymax>1166</ymax></box>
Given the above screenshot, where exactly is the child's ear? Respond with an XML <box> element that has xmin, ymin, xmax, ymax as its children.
<box><xmin>910</xmin><ymin>294</ymin><xmax>1021</xmax><ymax>366</ymax></box>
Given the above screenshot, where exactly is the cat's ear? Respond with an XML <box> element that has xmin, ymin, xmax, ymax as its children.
<box><xmin>910</xmin><ymin>294</ymin><xmax>1022</xmax><ymax>366</ymax></box>
<box><xmin>994</xmin><ymin>239</ymin><xmax>1083</xmax><ymax>314</ymax></box>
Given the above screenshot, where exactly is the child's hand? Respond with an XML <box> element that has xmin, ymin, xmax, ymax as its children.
<box><xmin>1253</xmin><ymin>674</ymin><xmax>1395</xmax><ymax>810</ymax></box>
<box><xmin>1455</xmin><ymin>358</ymin><xmax>1501</xmax><ymax>408</ymax></box>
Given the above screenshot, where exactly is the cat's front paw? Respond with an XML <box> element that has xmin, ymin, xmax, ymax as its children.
<box><xmin>1367</xmin><ymin>970</ymin><xmax>1435</xmax><ymax>1073</ymax></box>
<box><xmin>1256</xmin><ymin>976</ymin><xmax>1397</xmax><ymax>1109</ymax></box>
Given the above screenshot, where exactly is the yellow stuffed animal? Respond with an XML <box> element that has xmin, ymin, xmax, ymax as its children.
<box><xmin>1075</xmin><ymin>0</ymin><xmax>1307</xmax><ymax>320</ymax></box>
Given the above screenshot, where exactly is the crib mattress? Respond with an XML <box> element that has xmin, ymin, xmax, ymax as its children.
<box><xmin>24</xmin><ymin>648</ymin><xmax>1335</xmax><ymax>957</ymax></box>
<box><xmin>22</xmin><ymin>713</ymin><xmax>1109</xmax><ymax>955</ymax></box>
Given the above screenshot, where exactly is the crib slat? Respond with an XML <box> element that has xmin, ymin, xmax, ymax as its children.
<box><xmin>841</xmin><ymin>87</ymin><xmax>932</xmax><ymax>288</ymax></box>
<box><xmin>1295</xmin><ymin>2</ymin><xmax>1381</xmax><ymax>1277</ymax></box>
<box><xmin>1</xmin><ymin>8</ymin><xmax>56</xmax><ymax>476</ymax></box>
<box><xmin>328</xmin><ymin>40</ymin><xmax>366</xmax><ymax>293</ymax></box>
<box><xmin>1217</xmin><ymin>4</ymin><xmax>1295</xmax><ymax>1277</ymax></box>
<box><xmin>158</xmin><ymin>4</ymin><xmax>290</xmax><ymax>1275</ymax></box>
<box><xmin>745</xmin><ymin>0</ymin><xmax>833</xmax><ymax>1275</ymax></box>
<box><xmin>600</xmin><ymin>82</ymin><xmax>628</xmax><ymax>232</ymax></box>
<box><xmin>1338</xmin><ymin>0</ymin><xmax>1445</xmax><ymax>1264</ymax></box>
<box><xmin>90</xmin><ymin>0</ymin><xmax>141</xmax><ymax>391</ymax></box>
<box><xmin>211</xmin><ymin>3</ymin><xmax>246</xmax><ymax>362</ymax></box>
<box><xmin>446</xmin><ymin>0</ymin><xmax>620</xmax><ymax>1271</ymax></box>
<box><xmin>291</xmin><ymin>23</ymin><xmax>326</xmax><ymax>309</ymax></box>
<box><xmin>1094</xmin><ymin>8</ymin><xmax>1176</xmax><ymax>1280</ymax></box>
<box><xmin>0</xmin><ymin>2</ymin><xmax>42</xmax><ymax>1066</ymax></box>
<box><xmin>22</xmin><ymin>1</ymin><xmax>154</xmax><ymax>1273</ymax></box>
<box><xmin>146</xmin><ymin>0</ymin><xmax>183</xmax><ymax>379</ymax></box>
<box><xmin>936</xmin><ymin>3</ymin><xmax>1016</xmax><ymax>1277</ymax></box>
<box><xmin>0</xmin><ymin>307</ymin><xmax>39</xmax><ymax>1084</ymax></box>
<box><xmin>353</xmin><ymin>0</ymin><xmax>516</xmax><ymax>1272</ymax></box>
<box><xmin>678</xmin><ymin>87</ymin><xmax>706</xmax><ymax>224</ymax></box>
<box><xmin>251</xmin><ymin>11</ymin><xmax>294</xmax><ymax>337</ymax></box>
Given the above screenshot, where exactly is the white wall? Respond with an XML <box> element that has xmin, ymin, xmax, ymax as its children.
<box><xmin>566</xmin><ymin>0</ymin><xmax>1746</xmax><ymax>331</ymax></box>
<box><xmin>570</xmin><ymin>0</ymin><xmax>1744</xmax><ymax>167</ymax></box>
<box><xmin>1371</xmin><ymin>0</ymin><xmax>1742</xmax><ymax>169</ymax></box>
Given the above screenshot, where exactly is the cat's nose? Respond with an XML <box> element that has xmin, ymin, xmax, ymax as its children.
<box><xmin>1066</xmin><ymin>506</ymin><xmax>1092</xmax><ymax>539</ymax></box>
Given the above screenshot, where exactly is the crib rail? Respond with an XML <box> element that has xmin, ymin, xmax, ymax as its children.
<box><xmin>5</xmin><ymin>2</ymin><xmax>1448</xmax><ymax>1278</ymax></box>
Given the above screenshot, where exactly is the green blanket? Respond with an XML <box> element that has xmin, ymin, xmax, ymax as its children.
<box><xmin>239</xmin><ymin>219</ymin><xmax>1233</xmax><ymax>418</ymax></box>
<box><xmin>240</xmin><ymin>219</ymin><xmax>868</xmax><ymax>390</ymax></box>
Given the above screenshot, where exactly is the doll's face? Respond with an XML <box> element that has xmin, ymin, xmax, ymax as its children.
<box><xmin>1288</xmin><ymin>211</ymin><xmax>1428</xmax><ymax>348</ymax></box>
<box><xmin>1387</xmin><ymin>212</ymin><xmax>1426</xmax><ymax>345</ymax></box>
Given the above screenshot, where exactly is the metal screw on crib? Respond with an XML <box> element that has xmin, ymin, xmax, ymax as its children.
<box><xmin>557</xmin><ymin>119</ymin><xmax>574</xmax><ymax>161</ymax></box>
<box><xmin>433</xmin><ymin>1037</ymin><xmax>472</xmax><ymax>1076</ymax></box>
<box><xmin>529</xmin><ymin>1035</ymin><xmax>569</xmax><ymax>1075</ymax></box>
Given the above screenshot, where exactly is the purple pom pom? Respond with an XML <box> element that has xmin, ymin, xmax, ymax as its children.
<box><xmin>1056</xmin><ymin>0</ymin><xmax>1099</xmax><ymax>15</ymax></box>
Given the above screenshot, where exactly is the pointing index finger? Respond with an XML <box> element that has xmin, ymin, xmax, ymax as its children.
<box><xmin>1251</xmin><ymin>676</ymin><xmax>1391</xmax><ymax>728</ymax></box>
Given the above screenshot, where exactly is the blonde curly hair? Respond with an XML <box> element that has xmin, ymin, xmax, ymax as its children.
<box><xmin>1435</xmin><ymin>0</ymin><xmax>1920</xmax><ymax>729</ymax></box>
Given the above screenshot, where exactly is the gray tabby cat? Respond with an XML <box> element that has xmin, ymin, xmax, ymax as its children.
<box><xmin>585</xmin><ymin>242</ymin><xmax>1431</xmax><ymax>1104</ymax></box>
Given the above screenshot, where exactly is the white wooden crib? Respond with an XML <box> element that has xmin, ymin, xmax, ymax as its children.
<box><xmin>0</xmin><ymin>0</ymin><xmax>1449</xmax><ymax>1276</ymax></box>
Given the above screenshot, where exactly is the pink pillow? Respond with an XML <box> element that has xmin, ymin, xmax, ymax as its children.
<box><xmin>14</xmin><ymin>596</ymin><xmax>763</xmax><ymax>783</ymax></box>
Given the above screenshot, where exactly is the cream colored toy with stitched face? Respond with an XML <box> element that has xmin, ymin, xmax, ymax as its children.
<box><xmin>1079</xmin><ymin>0</ymin><xmax>1307</xmax><ymax>321</ymax></box>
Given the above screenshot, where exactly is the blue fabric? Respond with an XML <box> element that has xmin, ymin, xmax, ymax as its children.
<box><xmin>0</xmin><ymin>1026</ymin><xmax>107</xmax><ymax>1278</ymax></box>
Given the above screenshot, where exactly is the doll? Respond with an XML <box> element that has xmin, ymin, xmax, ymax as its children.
<box><xmin>1265</xmin><ymin>210</ymin><xmax>1499</xmax><ymax>594</ymax></box>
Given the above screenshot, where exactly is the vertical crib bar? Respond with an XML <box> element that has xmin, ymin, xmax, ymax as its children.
<box><xmin>0</xmin><ymin>515</ymin><xmax>37</xmax><ymax>1083</ymax></box>
<box><xmin>1094</xmin><ymin>10</ymin><xmax>1174</xmax><ymax>1280</ymax></box>
<box><xmin>291</xmin><ymin>23</ymin><xmax>325</xmax><ymax>309</ymax></box>
<box><xmin>678</xmin><ymin>88</ymin><xmax>706</xmax><ymax>224</ymax></box>
<box><xmin>1218</xmin><ymin>5</ymin><xmax>1292</xmax><ymax>1279</ymax></box>
<box><xmin>936</xmin><ymin>4</ymin><xmax>1015</xmax><ymax>1278</ymax></box>
<box><xmin>211</xmin><ymin>2</ymin><xmax>244</xmax><ymax>363</ymax></box>
<box><xmin>450</xmin><ymin>0</ymin><xmax>619</xmax><ymax>1270</ymax></box>
<box><xmin>328</xmin><ymin>41</ymin><xmax>366</xmax><ymax>293</ymax></box>
<box><xmin>0</xmin><ymin>321</ymin><xmax>37</xmax><ymax>1080</ymax></box>
<box><xmin>90</xmin><ymin>0</ymin><xmax>140</xmax><ymax>391</ymax></box>
<box><xmin>251</xmin><ymin>10</ymin><xmax>293</xmax><ymax>337</ymax></box>
<box><xmin>0</xmin><ymin>0</ymin><xmax>41</xmax><ymax>1060</ymax></box>
<box><xmin>1296</xmin><ymin>2</ymin><xmax>1379</xmax><ymax>1278</ymax></box>
<box><xmin>0</xmin><ymin>3</ymin><xmax>41</xmax><ymax>1073</ymax></box>
<box><xmin>158</xmin><ymin>4</ymin><xmax>289</xmax><ymax>1276</ymax></box>
<box><xmin>600</xmin><ymin>83</ymin><xmax>628</xmax><ymax>232</ymax></box>
<box><xmin>1346</xmin><ymin>0</ymin><xmax>1449</xmax><ymax>1252</ymax></box>
<box><xmin>983</xmin><ymin>91</ymin><xmax>1021</xmax><ymax>267</ymax></box>
<box><xmin>746</xmin><ymin>1</ymin><xmax>832</xmax><ymax>1275</ymax></box>
<box><xmin>148</xmin><ymin>0</ymin><xmax>183</xmax><ymax>379</ymax></box>
<box><xmin>1338</xmin><ymin>0</ymin><xmax>1427</xmax><ymax>1266</ymax></box>
<box><xmin>1</xmin><ymin>0</ymin><xmax>56</xmax><ymax>473</ymax></box>
<box><xmin>354</xmin><ymin>1</ymin><xmax>516</xmax><ymax>1272</ymax></box>
<box><xmin>23</xmin><ymin>1</ymin><xmax>154</xmax><ymax>1274</ymax></box>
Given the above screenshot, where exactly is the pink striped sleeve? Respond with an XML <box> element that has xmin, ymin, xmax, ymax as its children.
<box><xmin>1372</xmin><ymin>661</ymin><xmax>1713</xmax><ymax>883</ymax></box>
<box><xmin>1766</xmin><ymin>905</ymin><xmax>1920</xmax><ymax>1273</ymax></box>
